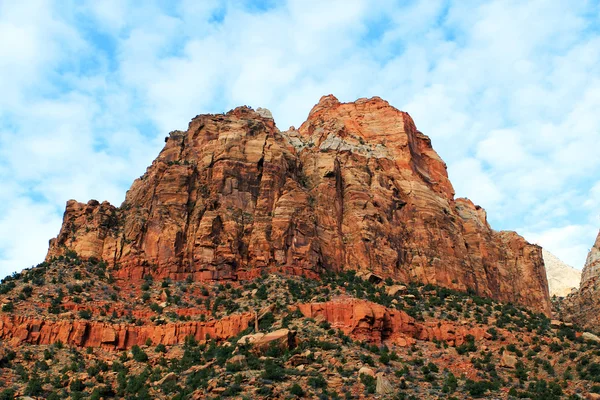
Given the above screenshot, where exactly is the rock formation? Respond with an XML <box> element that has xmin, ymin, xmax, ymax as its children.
<box><xmin>581</xmin><ymin>231</ymin><xmax>600</xmax><ymax>286</ymax></box>
<box><xmin>542</xmin><ymin>249</ymin><xmax>581</xmax><ymax>297</ymax></box>
<box><xmin>560</xmin><ymin>231</ymin><xmax>600</xmax><ymax>330</ymax></box>
<box><xmin>0</xmin><ymin>312</ymin><xmax>254</xmax><ymax>350</ymax></box>
<box><xmin>46</xmin><ymin>95</ymin><xmax>551</xmax><ymax>314</ymax></box>
<box><xmin>297</xmin><ymin>297</ymin><xmax>490</xmax><ymax>347</ymax></box>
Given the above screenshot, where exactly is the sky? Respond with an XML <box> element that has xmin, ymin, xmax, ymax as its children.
<box><xmin>0</xmin><ymin>0</ymin><xmax>599</xmax><ymax>279</ymax></box>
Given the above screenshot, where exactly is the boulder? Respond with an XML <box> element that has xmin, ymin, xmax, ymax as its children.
<box><xmin>252</xmin><ymin>329</ymin><xmax>296</xmax><ymax>353</ymax></box>
<box><xmin>358</xmin><ymin>366</ymin><xmax>375</xmax><ymax>377</ymax></box>
<box><xmin>238</xmin><ymin>332</ymin><xmax>265</xmax><ymax>345</ymax></box>
<box><xmin>582</xmin><ymin>332</ymin><xmax>600</xmax><ymax>343</ymax></box>
<box><xmin>155</xmin><ymin>372</ymin><xmax>177</xmax><ymax>386</ymax></box>
<box><xmin>229</xmin><ymin>354</ymin><xmax>246</xmax><ymax>364</ymax></box>
<box><xmin>376</xmin><ymin>372</ymin><xmax>394</xmax><ymax>394</ymax></box>
<box><xmin>500</xmin><ymin>352</ymin><xmax>518</xmax><ymax>369</ymax></box>
<box><xmin>386</xmin><ymin>285</ymin><xmax>407</xmax><ymax>297</ymax></box>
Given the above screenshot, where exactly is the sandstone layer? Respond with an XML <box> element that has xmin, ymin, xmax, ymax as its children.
<box><xmin>46</xmin><ymin>96</ymin><xmax>551</xmax><ymax>314</ymax></box>
<box><xmin>297</xmin><ymin>297</ymin><xmax>489</xmax><ymax>347</ymax></box>
<box><xmin>542</xmin><ymin>249</ymin><xmax>581</xmax><ymax>297</ymax></box>
<box><xmin>0</xmin><ymin>298</ymin><xmax>491</xmax><ymax>350</ymax></box>
<box><xmin>0</xmin><ymin>313</ymin><xmax>254</xmax><ymax>350</ymax></box>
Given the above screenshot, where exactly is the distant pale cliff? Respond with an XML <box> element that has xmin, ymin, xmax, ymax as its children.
<box><xmin>542</xmin><ymin>249</ymin><xmax>581</xmax><ymax>297</ymax></box>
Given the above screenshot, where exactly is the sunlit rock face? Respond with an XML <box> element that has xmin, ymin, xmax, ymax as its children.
<box><xmin>543</xmin><ymin>249</ymin><xmax>581</xmax><ymax>297</ymax></box>
<box><xmin>47</xmin><ymin>95</ymin><xmax>551</xmax><ymax>315</ymax></box>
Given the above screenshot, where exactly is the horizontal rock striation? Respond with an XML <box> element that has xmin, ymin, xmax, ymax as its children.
<box><xmin>46</xmin><ymin>95</ymin><xmax>550</xmax><ymax>314</ymax></box>
<box><xmin>0</xmin><ymin>313</ymin><xmax>254</xmax><ymax>349</ymax></box>
<box><xmin>0</xmin><ymin>298</ymin><xmax>492</xmax><ymax>350</ymax></box>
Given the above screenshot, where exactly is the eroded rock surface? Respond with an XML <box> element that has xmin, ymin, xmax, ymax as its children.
<box><xmin>46</xmin><ymin>96</ymin><xmax>550</xmax><ymax>314</ymax></box>
<box><xmin>0</xmin><ymin>313</ymin><xmax>254</xmax><ymax>350</ymax></box>
<box><xmin>560</xmin><ymin>231</ymin><xmax>600</xmax><ymax>330</ymax></box>
<box><xmin>298</xmin><ymin>297</ymin><xmax>491</xmax><ymax>347</ymax></box>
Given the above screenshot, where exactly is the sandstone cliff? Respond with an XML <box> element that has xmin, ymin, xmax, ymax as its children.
<box><xmin>297</xmin><ymin>297</ymin><xmax>490</xmax><ymax>348</ymax></box>
<box><xmin>542</xmin><ymin>249</ymin><xmax>581</xmax><ymax>297</ymax></box>
<box><xmin>581</xmin><ymin>231</ymin><xmax>600</xmax><ymax>286</ymax></box>
<box><xmin>0</xmin><ymin>313</ymin><xmax>254</xmax><ymax>350</ymax></box>
<box><xmin>46</xmin><ymin>95</ymin><xmax>551</xmax><ymax>314</ymax></box>
<box><xmin>560</xmin><ymin>231</ymin><xmax>600</xmax><ymax>330</ymax></box>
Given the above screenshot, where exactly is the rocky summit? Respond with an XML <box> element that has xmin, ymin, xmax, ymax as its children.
<box><xmin>2</xmin><ymin>96</ymin><xmax>600</xmax><ymax>399</ymax></box>
<box><xmin>46</xmin><ymin>95</ymin><xmax>550</xmax><ymax>315</ymax></box>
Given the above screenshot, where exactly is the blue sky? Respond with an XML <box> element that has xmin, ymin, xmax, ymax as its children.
<box><xmin>1</xmin><ymin>0</ymin><xmax>599</xmax><ymax>278</ymax></box>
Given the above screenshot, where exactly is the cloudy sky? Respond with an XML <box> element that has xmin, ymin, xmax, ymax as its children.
<box><xmin>1</xmin><ymin>0</ymin><xmax>599</xmax><ymax>278</ymax></box>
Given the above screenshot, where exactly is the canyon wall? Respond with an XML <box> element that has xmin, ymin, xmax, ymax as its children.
<box><xmin>560</xmin><ymin>231</ymin><xmax>600</xmax><ymax>330</ymax></box>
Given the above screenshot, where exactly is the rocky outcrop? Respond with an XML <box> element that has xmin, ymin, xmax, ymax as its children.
<box><xmin>543</xmin><ymin>249</ymin><xmax>581</xmax><ymax>297</ymax></box>
<box><xmin>581</xmin><ymin>231</ymin><xmax>600</xmax><ymax>286</ymax></box>
<box><xmin>298</xmin><ymin>297</ymin><xmax>490</xmax><ymax>347</ymax></box>
<box><xmin>46</xmin><ymin>95</ymin><xmax>550</xmax><ymax>314</ymax></box>
<box><xmin>560</xmin><ymin>231</ymin><xmax>600</xmax><ymax>330</ymax></box>
<box><xmin>239</xmin><ymin>328</ymin><xmax>296</xmax><ymax>353</ymax></box>
<box><xmin>0</xmin><ymin>313</ymin><xmax>254</xmax><ymax>349</ymax></box>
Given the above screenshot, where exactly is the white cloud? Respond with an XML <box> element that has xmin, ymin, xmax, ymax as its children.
<box><xmin>476</xmin><ymin>129</ymin><xmax>529</xmax><ymax>170</ymax></box>
<box><xmin>448</xmin><ymin>158</ymin><xmax>503</xmax><ymax>207</ymax></box>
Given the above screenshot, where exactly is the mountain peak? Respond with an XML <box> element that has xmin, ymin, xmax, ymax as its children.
<box><xmin>44</xmin><ymin>95</ymin><xmax>549</xmax><ymax>314</ymax></box>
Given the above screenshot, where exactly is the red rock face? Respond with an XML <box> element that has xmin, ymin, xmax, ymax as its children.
<box><xmin>0</xmin><ymin>313</ymin><xmax>254</xmax><ymax>350</ymax></box>
<box><xmin>47</xmin><ymin>96</ymin><xmax>550</xmax><ymax>314</ymax></box>
<box><xmin>297</xmin><ymin>297</ymin><xmax>490</xmax><ymax>347</ymax></box>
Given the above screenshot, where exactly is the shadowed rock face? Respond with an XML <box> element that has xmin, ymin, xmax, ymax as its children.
<box><xmin>46</xmin><ymin>95</ymin><xmax>551</xmax><ymax>314</ymax></box>
<box><xmin>560</xmin><ymin>231</ymin><xmax>600</xmax><ymax>329</ymax></box>
<box><xmin>581</xmin><ymin>232</ymin><xmax>600</xmax><ymax>287</ymax></box>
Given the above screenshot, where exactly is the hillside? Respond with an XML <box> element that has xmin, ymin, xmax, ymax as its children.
<box><xmin>0</xmin><ymin>254</ymin><xmax>599</xmax><ymax>399</ymax></box>
<box><xmin>2</xmin><ymin>96</ymin><xmax>594</xmax><ymax>399</ymax></box>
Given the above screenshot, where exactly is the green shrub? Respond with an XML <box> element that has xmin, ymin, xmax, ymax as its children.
<box><xmin>24</xmin><ymin>374</ymin><xmax>43</xmax><ymax>396</ymax></box>
<box><xmin>262</xmin><ymin>359</ymin><xmax>285</xmax><ymax>381</ymax></box>
<box><xmin>0</xmin><ymin>389</ymin><xmax>16</xmax><ymax>400</ymax></box>
<box><xmin>360</xmin><ymin>373</ymin><xmax>376</xmax><ymax>394</ymax></box>
<box><xmin>456</xmin><ymin>335</ymin><xmax>477</xmax><ymax>355</ymax></box>
<box><xmin>289</xmin><ymin>383</ymin><xmax>305</xmax><ymax>397</ymax></box>
<box><xmin>259</xmin><ymin>311</ymin><xmax>275</xmax><ymax>331</ymax></box>
<box><xmin>380</xmin><ymin>352</ymin><xmax>390</xmax><ymax>365</ymax></box>
<box><xmin>308</xmin><ymin>374</ymin><xmax>327</xmax><ymax>389</ymax></box>
<box><xmin>255</xmin><ymin>285</ymin><xmax>268</xmax><ymax>300</ymax></box>
<box><xmin>131</xmin><ymin>345</ymin><xmax>148</xmax><ymax>362</ymax></box>
<box><xmin>442</xmin><ymin>372</ymin><xmax>458</xmax><ymax>393</ymax></box>
<box><xmin>464</xmin><ymin>379</ymin><xmax>496</xmax><ymax>397</ymax></box>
